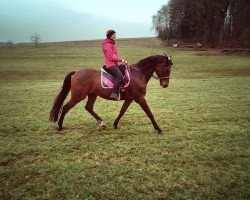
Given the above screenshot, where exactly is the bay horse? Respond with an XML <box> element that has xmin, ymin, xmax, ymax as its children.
<box><xmin>50</xmin><ymin>54</ymin><xmax>173</xmax><ymax>134</ymax></box>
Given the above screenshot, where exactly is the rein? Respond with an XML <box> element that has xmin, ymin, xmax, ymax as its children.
<box><xmin>151</xmin><ymin>74</ymin><xmax>170</xmax><ymax>80</ymax></box>
<box><xmin>130</xmin><ymin>65</ymin><xmax>140</xmax><ymax>71</ymax></box>
<box><xmin>130</xmin><ymin>65</ymin><xmax>170</xmax><ymax>80</ymax></box>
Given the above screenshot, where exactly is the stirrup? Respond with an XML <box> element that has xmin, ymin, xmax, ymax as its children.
<box><xmin>110</xmin><ymin>92</ymin><xmax>120</xmax><ymax>100</ymax></box>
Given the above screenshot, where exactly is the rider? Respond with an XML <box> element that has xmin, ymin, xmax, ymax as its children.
<box><xmin>102</xmin><ymin>30</ymin><xmax>127</xmax><ymax>100</ymax></box>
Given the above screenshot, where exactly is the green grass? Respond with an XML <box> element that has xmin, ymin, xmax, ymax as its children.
<box><xmin>0</xmin><ymin>38</ymin><xmax>249</xmax><ymax>199</ymax></box>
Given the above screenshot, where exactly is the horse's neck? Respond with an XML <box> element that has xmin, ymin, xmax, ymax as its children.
<box><xmin>135</xmin><ymin>63</ymin><xmax>156</xmax><ymax>83</ymax></box>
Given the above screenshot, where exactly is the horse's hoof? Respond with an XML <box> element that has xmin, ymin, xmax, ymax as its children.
<box><xmin>58</xmin><ymin>127</ymin><xmax>63</xmax><ymax>131</ymax></box>
<box><xmin>157</xmin><ymin>129</ymin><xmax>163</xmax><ymax>134</ymax></box>
<box><xmin>98</xmin><ymin>121</ymin><xmax>107</xmax><ymax>129</ymax></box>
<box><xmin>101</xmin><ymin>124</ymin><xmax>107</xmax><ymax>129</ymax></box>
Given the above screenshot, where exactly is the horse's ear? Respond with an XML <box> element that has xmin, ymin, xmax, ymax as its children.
<box><xmin>164</xmin><ymin>53</ymin><xmax>172</xmax><ymax>60</ymax></box>
<box><xmin>164</xmin><ymin>53</ymin><xmax>168</xmax><ymax>61</ymax></box>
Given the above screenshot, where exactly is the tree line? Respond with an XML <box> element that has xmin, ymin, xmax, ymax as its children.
<box><xmin>152</xmin><ymin>0</ymin><xmax>250</xmax><ymax>47</ymax></box>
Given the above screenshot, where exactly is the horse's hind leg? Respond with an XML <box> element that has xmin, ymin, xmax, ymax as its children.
<box><xmin>58</xmin><ymin>99</ymin><xmax>79</xmax><ymax>130</ymax></box>
<box><xmin>85</xmin><ymin>93</ymin><xmax>106</xmax><ymax>129</ymax></box>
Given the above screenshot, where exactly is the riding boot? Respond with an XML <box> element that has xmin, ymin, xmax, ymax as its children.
<box><xmin>108</xmin><ymin>66</ymin><xmax>123</xmax><ymax>100</ymax></box>
<box><xmin>110</xmin><ymin>91</ymin><xmax>120</xmax><ymax>100</ymax></box>
<box><xmin>110</xmin><ymin>80</ymin><xmax>122</xmax><ymax>100</ymax></box>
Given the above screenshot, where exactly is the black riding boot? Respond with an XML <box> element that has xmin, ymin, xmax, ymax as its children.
<box><xmin>108</xmin><ymin>66</ymin><xmax>123</xmax><ymax>100</ymax></box>
<box><xmin>110</xmin><ymin>80</ymin><xmax>122</xmax><ymax>100</ymax></box>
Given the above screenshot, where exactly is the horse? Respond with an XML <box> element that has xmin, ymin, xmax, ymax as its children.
<box><xmin>49</xmin><ymin>54</ymin><xmax>173</xmax><ymax>134</ymax></box>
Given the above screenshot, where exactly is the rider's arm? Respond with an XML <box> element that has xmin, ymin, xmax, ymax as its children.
<box><xmin>103</xmin><ymin>43</ymin><xmax>123</xmax><ymax>62</ymax></box>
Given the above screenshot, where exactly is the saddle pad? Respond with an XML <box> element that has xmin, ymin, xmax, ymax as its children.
<box><xmin>101</xmin><ymin>66</ymin><xmax>131</xmax><ymax>89</ymax></box>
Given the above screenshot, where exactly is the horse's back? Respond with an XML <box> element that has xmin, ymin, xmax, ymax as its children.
<box><xmin>73</xmin><ymin>68</ymin><xmax>100</xmax><ymax>81</ymax></box>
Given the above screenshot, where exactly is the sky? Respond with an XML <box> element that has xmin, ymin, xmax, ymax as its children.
<box><xmin>0</xmin><ymin>0</ymin><xmax>168</xmax><ymax>43</ymax></box>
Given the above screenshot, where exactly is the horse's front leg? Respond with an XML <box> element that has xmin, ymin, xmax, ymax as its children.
<box><xmin>114</xmin><ymin>99</ymin><xmax>133</xmax><ymax>129</ymax></box>
<box><xmin>135</xmin><ymin>97</ymin><xmax>162</xmax><ymax>134</ymax></box>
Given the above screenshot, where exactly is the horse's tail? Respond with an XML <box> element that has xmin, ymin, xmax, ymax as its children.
<box><xmin>49</xmin><ymin>71</ymin><xmax>76</xmax><ymax>122</ymax></box>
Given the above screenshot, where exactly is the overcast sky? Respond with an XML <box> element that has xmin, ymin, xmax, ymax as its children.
<box><xmin>0</xmin><ymin>0</ymin><xmax>168</xmax><ymax>42</ymax></box>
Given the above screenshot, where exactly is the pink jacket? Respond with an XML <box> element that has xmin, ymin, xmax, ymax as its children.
<box><xmin>102</xmin><ymin>38</ymin><xmax>123</xmax><ymax>68</ymax></box>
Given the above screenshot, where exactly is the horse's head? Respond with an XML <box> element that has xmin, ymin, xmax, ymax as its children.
<box><xmin>154</xmin><ymin>55</ymin><xmax>173</xmax><ymax>88</ymax></box>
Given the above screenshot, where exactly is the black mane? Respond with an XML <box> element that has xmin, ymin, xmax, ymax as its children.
<box><xmin>137</xmin><ymin>55</ymin><xmax>166</xmax><ymax>68</ymax></box>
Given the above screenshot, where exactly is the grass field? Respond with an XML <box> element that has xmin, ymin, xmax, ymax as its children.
<box><xmin>0</xmin><ymin>38</ymin><xmax>249</xmax><ymax>199</ymax></box>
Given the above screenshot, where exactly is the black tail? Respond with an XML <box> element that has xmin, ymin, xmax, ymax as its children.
<box><xmin>49</xmin><ymin>71</ymin><xmax>76</xmax><ymax>122</ymax></box>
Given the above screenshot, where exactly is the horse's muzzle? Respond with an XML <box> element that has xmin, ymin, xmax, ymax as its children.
<box><xmin>162</xmin><ymin>84</ymin><xmax>168</xmax><ymax>88</ymax></box>
<box><xmin>160</xmin><ymin>81</ymin><xmax>169</xmax><ymax>88</ymax></box>
<box><xmin>160</xmin><ymin>79</ymin><xmax>169</xmax><ymax>88</ymax></box>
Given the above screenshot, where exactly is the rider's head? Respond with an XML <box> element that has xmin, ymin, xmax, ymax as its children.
<box><xmin>106</xmin><ymin>30</ymin><xmax>116</xmax><ymax>40</ymax></box>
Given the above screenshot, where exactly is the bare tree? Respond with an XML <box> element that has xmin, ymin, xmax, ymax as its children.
<box><xmin>30</xmin><ymin>33</ymin><xmax>41</xmax><ymax>47</ymax></box>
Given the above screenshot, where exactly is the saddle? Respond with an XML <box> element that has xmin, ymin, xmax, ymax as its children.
<box><xmin>101</xmin><ymin>64</ymin><xmax>131</xmax><ymax>89</ymax></box>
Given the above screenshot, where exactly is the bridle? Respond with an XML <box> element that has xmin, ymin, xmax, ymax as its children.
<box><xmin>151</xmin><ymin>57</ymin><xmax>171</xmax><ymax>80</ymax></box>
<box><xmin>129</xmin><ymin>56</ymin><xmax>171</xmax><ymax>80</ymax></box>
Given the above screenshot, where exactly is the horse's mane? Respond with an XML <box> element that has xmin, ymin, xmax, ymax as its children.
<box><xmin>137</xmin><ymin>55</ymin><xmax>166</xmax><ymax>68</ymax></box>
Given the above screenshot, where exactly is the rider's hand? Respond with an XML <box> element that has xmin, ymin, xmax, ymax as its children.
<box><xmin>121</xmin><ymin>59</ymin><xmax>128</xmax><ymax>64</ymax></box>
